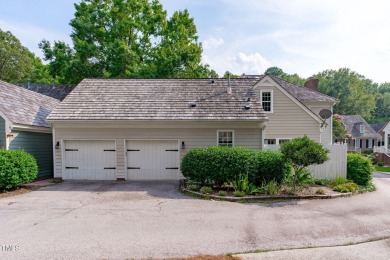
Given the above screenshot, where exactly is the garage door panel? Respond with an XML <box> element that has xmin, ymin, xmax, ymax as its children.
<box><xmin>126</xmin><ymin>140</ymin><xmax>180</xmax><ymax>180</ymax></box>
<box><xmin>64</xmin><ymin>140</ymin><xmax>116</xmax><ymax>180</ymax></box>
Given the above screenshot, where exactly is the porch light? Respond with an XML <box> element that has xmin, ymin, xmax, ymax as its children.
<box><xmin>55</xmin><ymin>142</ymin><xmax>60</xmax><ymax>149</ymax></box>
<box><xmin>181</xmin><ymin>141</ymin><xmax>185</xmax><ymax>149</ymax></box>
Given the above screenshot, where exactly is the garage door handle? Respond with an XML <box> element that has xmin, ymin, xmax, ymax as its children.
<box><xmin>104</xmin><ymin>167</ymin><xmax>116</xmax><ymax>169</ymax></box>
<box><xmin>65</xmin><ymin>149</ymin><xmax>78</xmax><ymax>151</ymax></box>
<box><xmin>66</xmin><ymin>167</ymin><xmax>79</xmax><ymax>169</ymax></box>
<box><xmin>166</xmin><ymin>167</ymin><xmax>179</xmax><ymax>170</ymax></box>
<box><xmin>127</xmin><ymin>149</ymin><xmax>140</xmax><ymax>151</ymax></box>
<box><xmin>165</xmin><ymin>149</ymin><xmax>178</xmax><ymax>151</ymax></box>
<box><xmin>104</xmin><ymin>149</ymin><xmax>116</xmax><ymax>152</ymax></box>
<box><xmin>127</xmin><ymin>167</ymin><xmax>141</xmax><ymax>169</ymax></box>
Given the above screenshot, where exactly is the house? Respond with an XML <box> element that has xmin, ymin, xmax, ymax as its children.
<box><xmin>372</xmin><ymin>121</ymin><xmax>390</xmax><ymax>165</ymax></box>
<box><xmin>336</xmin><ymin>115</ymin><xmax>381</xmax><ymax>153</ymax></box>
<box><xmin>0</xmin><ymin>80</ymin><xmax>60</xmax><ymax>178</ymax></box>
<box><xmin>370</xmin><ymin>122</ymin><xmax>388</xmax><ymax>147</ymax></box>
<box><xmin>47</xmin><ymin>75</ymin><xmax>339</xmax><ymax>181</ymax></box>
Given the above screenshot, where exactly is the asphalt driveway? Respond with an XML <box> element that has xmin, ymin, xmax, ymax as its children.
<box><xmin>1</xmin><ymin>174</ymin><xmax>390</xmax><ymax>259</ymax></box>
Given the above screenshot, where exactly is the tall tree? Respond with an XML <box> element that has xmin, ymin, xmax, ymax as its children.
<box><xmin>265</xmin><ymin>66</ymin><xmax>306</xmax><ymax>86</ymax></box>
<box><xmin>0</xmin><ymin>28</ymin><xmax>52</xmax><ymax>83</ymax></box>
<box><xmin>40</xmin><ymin>0</ymin><xmax>215</xmax><ymax>83</ymax></box>
<box><xmin>315</xmin><ymin>68</ymin><xmax>376</xmax><ymax>119</ymax></box>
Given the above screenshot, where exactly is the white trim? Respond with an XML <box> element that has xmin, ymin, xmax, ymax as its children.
<box><xmin>368</xmin><ymin>139</ymin><xmax>373</xmax><ymax>149</ymax></box>
<box><xmin>12</xmin><ymin>124</ymin><xmax>52</xmax><ymax>134</ymax></box>
<box><xmin>217</xmin><ymin>130</ymin><xmax>235</xmax><ymax>147</ymax></box>
<box><xmin>253</xmin><ymin>76</ymin><xmax>323</xmax><ymax>124</ymax></box>
<box><xmin>260</xmin><ymin>89</ymin><xmax>273</xmax><ymax>113</ymax></box>
<box><xmin>53</xmin><ymin>128</ymin><xmax>56</xmax><ymax>178</ymax></box>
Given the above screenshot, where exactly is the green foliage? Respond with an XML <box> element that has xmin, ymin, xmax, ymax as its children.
<box><xmin>200</xmin><ymin>186</ymin><xmax>212</xmax><ymax>194</ymax></box>
<box><xmin>181</xmin><ymin>146</ymin><xmax>258</xmax><ymax>185</ymax></box>
<box><xmin>347</xmin><ymin>153</ymin><xmax>374</xmax><ymax>186</ymax></box>
<box><xmin>315</xmin><ymin>188</ymin><xmax>325</xmax><ymax>195</ymax></box>
<box><xmin>377</xmin><ymin>162</ymin><xmax>385</xmax><ymax>167</ymax></box>
<box><xmin>314</xmin><ymin>179</ymin><xmax>331</xmax><ymax>186</ymax></box>
<box><xmin>187</xmin><ymin>184</ymin><xmax>200</xmax><ymax>191</ymax></box>
<box><xmin>265</xmin><ymin>66</ymin><xmax>306</xmax><ymax>86</ymax></box>
<box><xmin>376</xmin><ymin>166</ymin><xmax>390</xmax><ymax>172</ymax></box>
<box><xmin>333</xmin><ymin>182</ymin><xmax>359</xmax><ymax>193</ymax></box>
<box><xmin>40</xmin><ymin>0</ymin><xmax>215</xmax><ymax>83</ymax></box>
<box><xmin>332</xmin><ymin>115</ymin><xmax>347</xmax><ymax>139</ymax></box>
<box><xmin>0</xmin><ymin>149</ymin><xmax>38</xmax><ymax>190</ymax></box>
<box><xmin>0</xmin><ymin>28</ymin><xmax>51</xmax><ymax>83</ymax></box>
<box><xmin>264</xmin><ymin>180</ymin><xmax>279</xmax><ymax>195</ymax></box>
<box><xmin>363</xmin><ymin>150</ymin><xmax>373</xmax><ymax>155</ymax></box>
<box><xmin>251</xmin><ymin>150</ymin><xmax>290</xmax><ymax>185</ymax></box>
<box><xmin>232</xmin><ymin>191</ymin><xmax>245</xmax><ymax>197</ymax></box>
<box><xmin>218</xmin><ymin>190</ymin><xmax>227</xmax><ymax>196</ymax></box>
<box><xmin>246</xmin><ymin>183</ymin><xmax>264</xmax><ymax>195</ymax></box>
<box><xmin>229</xmin><ymin>173</ymin><xmax>249</xmax><ymax>192</ymax></box>
<box><xmin>315</xmin><ymin>68</ymin><xmax>376</xmax><ymax>120</ymax></box>
<box><xmin>223</xmin><ymin>71</ymin><xmax>240</xmax><ymax>78</ymax></box>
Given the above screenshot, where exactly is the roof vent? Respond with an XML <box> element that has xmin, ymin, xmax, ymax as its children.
<box><xmin>247</xmin><ymin>97</ymin><xmax>251</xmax><ymax>102</ymax></box>
<box><xmin>244</xmin><ymin>105</ymin><xmax>251</xmax><ymax>110</ymax></box>
<box><xmin>189</xmin><ymin>102</ymin><xmax>197</xmax><ymax>108</ymax></box>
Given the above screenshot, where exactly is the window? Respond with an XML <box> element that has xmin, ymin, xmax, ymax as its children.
<box><xmin>360</xmin><ymin>125</ymin><xmax>365</xmax><ymax>134</ymax></box>
<box><xmin>355</xmin><ymin>138</ymin><xmax>360</xmax><ymax>149</ymax></box>
<box><xmin>217</xmin><ymin>131</ymin><xmax>233</xmax><ymax>147</ymax></box>
<box><xmin>278</xmin><ymin>139</ymin><xmax>290</xmax><ymax>144</ymax></box>
<box><xmin>260</xmin><ymin>90</ymin><xmax>273</xmax><ymax>112</ymax></box>
<box><xmin>367</xmin><ymin>139</ymin><xmax>373</xmax><ymax>149</ymax></box>
<box><xmin>264</xmin><ymin>139</ymin><xmax>276</xmax><ymax>145</ymax></box>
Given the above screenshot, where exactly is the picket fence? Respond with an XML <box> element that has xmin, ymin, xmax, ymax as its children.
<box><xmin>308</xmin><ymin>144</ymin><xmax>347</xmax><ymax>179</ymax></box>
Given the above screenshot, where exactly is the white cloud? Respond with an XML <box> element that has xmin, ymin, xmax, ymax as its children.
<box><xmin>203</xmin><ymin>37</ymin><xmax>224</xmax><ymax>50</ymax></box>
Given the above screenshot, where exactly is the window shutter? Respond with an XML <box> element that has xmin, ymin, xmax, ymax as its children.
<box><xmin>360</xmin><ymin>139</ymin><xmax>362</xmax><ymax>148</ymax></box>
<box><xmin>366</xmin><ymin>139</ymin><xmax>368</xmax><ymax>148</ymax></box>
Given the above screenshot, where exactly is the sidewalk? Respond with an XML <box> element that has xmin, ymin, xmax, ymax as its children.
<box><xmin>235</xmin><ymin>238</ymin><xmax>390</xmax><ymax>259</ymax></box>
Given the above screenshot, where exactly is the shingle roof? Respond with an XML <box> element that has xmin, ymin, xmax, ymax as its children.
<box><xmin>0</xmin><ymin>80</ymin><xmax>60</xmax><ymax>128</ymax></box>
<box><xmin>341</xmin><ymin>115</ymin><xmax>381</xmax><ymax>139</ymax></box>
<box><xmin>47</xmin><ymin>78</ymin><xmax>268</xmax><ymax>121</ymax></box>
<box><xmin>370</xmin><ymin>122</ymin><xmax>387</xmax><ymax>133</ymax></box>
<box><xmin>267</xmin><ymin>75</ymin><xmax>338</xmax><ymax>103</ymax></box>
<box><xmin>15</xmin><ymin>83</ymin><xmax>76</xmax><ymax>101</ymax></box>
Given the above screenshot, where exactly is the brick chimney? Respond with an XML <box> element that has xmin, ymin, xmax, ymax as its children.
<box><xmin>304</xmin><ymin>77</ymin><xmax>319</xmax><ymax>92</ymax></box>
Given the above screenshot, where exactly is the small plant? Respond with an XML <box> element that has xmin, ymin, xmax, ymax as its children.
<box><xmin>188</xmin><ymin>184</ymin><xmax>201</xmax><ymax>191</ymax></box>
<box><xmin>229</xmin><ymin>173</ymin><xmax>249</xmax><ymax>192</ymax></box>
<box><xmin>333</xmin><ymin>182</ymin><xmax>359</xmax><ymax>193</ymax></box>
<box><xmin>200</xmin><ymin>186</ymin><xmax>213</xmax><ymax>194</ymax></box>
<box><xmin>330</xmin><ymin>175</ymin><xmax>347</xmax><ymax>187</ymax></box>
<box><xmin>247</xmin><ymin>183</ymin><xmax>264</xmax><ymax>194</ymax></box>
<box><xmin>233</xmin><ymin>191</ymin><xmax>245</xmax><ymax>197</ymax></box>
<box><xmin>315</xmin><ymin>188</ymin><xmax>325</xmax><ymax>195</ymax></box>
<box><xmin>218</xmin><ymin>190</ymin><xmax>227</xmax><ymax>196</ymax></box>
<box><xmin>314</xmin><ymin>179</ymin><xmax>331</xmax><ymax>186</ymax></box>
<box><xmin>378</xmin><ymin>162</ymin><xmax>384</xmax><ymax>167</ymax></box>
<box><xmin>265</xmin><ymin>180</ymin><xmax>279</xmax><ymax>195</ymax></box>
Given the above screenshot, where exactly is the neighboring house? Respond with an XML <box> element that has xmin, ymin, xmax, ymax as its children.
<box><xmin>47</xmin><ymin>75</ymin><xmax>338</xmax><ymax>181</ymax></box>
<box><xmin>336</xmin><ymin>115</ymin><xmax>382</xmax><ymax>153</ymax></box>
<box><xmin>0</xmin><ymin>80</ymin><xmax>60</xmax><ymax>178</ymax></box>
<box><xmin>370</xmin><ymin>122</ymin><xmax>388</xmax><ymax>147</ymax></box>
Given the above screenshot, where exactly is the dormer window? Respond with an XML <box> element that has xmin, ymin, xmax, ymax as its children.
<box><xmin>360</xmin><ymin>125</ymin><xmax>365</xmax><ymax>134</ymax></box>
<box><xmin>260</xmin><ymin>90</ymin><xmax>273</xmax><ymax>113</ymax></box>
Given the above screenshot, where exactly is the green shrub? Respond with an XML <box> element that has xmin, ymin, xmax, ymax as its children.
<box><xmin>363</xmin><ymin>150</ymin><xmax>373</xmax><ymax>155</ymax></box>
<box><xmin>314</xmin><ymin>179</ymin><xmax>331</xmax><ymax>186</ymax></box>
<box><xmin>0</xmin><ymin>149</ymin><xmax>38</xmax><ymax>190</ymax></box>
<box><xmin>330</xmin><ymin>175</ymin><xmax>347</xmax><ymax>187</ymax></box>
<box><xmin>251</xmin><ymin>150</ymin><xmax>290</xmax><ymax>185</ymax></box>
<box><xmin>377</xmin><ymin>162</ymin><xmax>385</xmax><ymax>167</ymax></box>
<box><xmin>233</xmin><ymin>191</ymin><xmax>245</xmax><ymax>197</ymax></box>
<box><xmin>265</xmin><ymin>180</ymin><xmax>279</xmax><ymax>195</ymax></box>
<box><xmin>315</xmin><ymin>188</ymin><xmax>325</xmax><ymax>195</ymax></box>
<box><xmin>188</xmin><ymin>184</ymin><xmax>200</xmax><ymax>191</ymax></box>
<box><xmin>333</xmin><ymin>182</ymin><xmax>359</xmax><ymax>193</ymax></box>
<box><xmin>181</xmin><ymin>146</ymin><xmax>257</xmax><ymax>185</ymax></box>
<box><xmin>347</xmin><ymin>153</ymin><xmax>374</xmax><ymax>186</ymax></box>
<box><xmin>200</xmin><ymin>186</ymin><xmax>213</xmax><ymax>194</ymax></box>
<box><xmin>218</xmin><ymin>190</ymin><xmax>227</xmax><ymax>196</ymax></box>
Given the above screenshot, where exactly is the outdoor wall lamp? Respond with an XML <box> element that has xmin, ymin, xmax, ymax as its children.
<box><xmin>55</xmin><ymin>142</ymin><xmax>60</xmax><ymax>149</ymax></box>
<box><xmin>181</xmin><ymin>141</ymin><xmax>185</xmax><ymax>149</ymax></box>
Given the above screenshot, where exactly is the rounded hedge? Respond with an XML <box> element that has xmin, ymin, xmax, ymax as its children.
<box><xmin>0</xmin><ymin>149</ymin><xmax>38</xmax><ymax>190</ymax></box>
<box><xmin>347</xmin><ymin>153</ymin><xmax>373</xmax><ymax>186</ymax></box>
<box><xmin>180</xmin><ymin>146</ymin><xmax>290</xmax><ymax>185</ymax></box>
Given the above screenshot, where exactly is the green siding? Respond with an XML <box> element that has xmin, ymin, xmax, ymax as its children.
<box><xmin>0</xmin><ymin>117</ymin><xmax>5</xmax><ymax>149</ymax></box>
<box><xmin>9</xmin><ymin>131</ymin><xmax>53</xmax><ymax>178</ymax></box>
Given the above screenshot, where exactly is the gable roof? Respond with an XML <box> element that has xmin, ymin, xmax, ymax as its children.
<box><xmin>341</xmin><ymin>115</ymin><xmax>381</xmax><ymax>139</ymax></box>
<box><xmin>0</xmin><ymin>80</ymin><xmax>60</xmax><ymax>128</ymax></box>
<box><xmin>47</xmin><ymin>78</ymin><xmax>268</xmax><ymax>121</ymax></box>
<box><xmin>15</xmin><ymin>83</ymin><xmax>76</xmax><ymax>101</ymax></box>
<box><xmin>242</xmin><ymin>74</ymin><xmax>338</xmax><ymax>103</ymax></box>
<box><xmin>370</xmin><ymin>122</ymin><xmax>388</xmax><ymax>133</ymax></box>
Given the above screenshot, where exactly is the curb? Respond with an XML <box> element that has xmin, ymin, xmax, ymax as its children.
<box><xmin>181</xmin><ymin>187</ymin><xmax>353</xmax><ymax>202</ymax></box>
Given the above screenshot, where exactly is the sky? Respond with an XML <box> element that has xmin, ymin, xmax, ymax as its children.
<box><xmin>1</xmin><ymin>0</ymin><xmax>390</xmax><ymax>83</ymax></box>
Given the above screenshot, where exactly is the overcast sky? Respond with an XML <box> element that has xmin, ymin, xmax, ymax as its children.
<box><xmin>1</xmin><ymin>0</ymin><xmax>389</xmax><ymax>83</ymax></box>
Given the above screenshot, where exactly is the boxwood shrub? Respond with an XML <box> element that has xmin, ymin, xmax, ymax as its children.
<box><xmin>347</xmin><ymin>153</ymin><xmax>374</xmax><ymax>186</ymax></box>
<box><xmin>0</xmin><ymin>149</ymin><xmax>38</xmax><ymax>190</ymax></box>
<box><xmin>181</xmin><ymin>146</ymin><xmax>290</xmax><ymax>185</ymax></box>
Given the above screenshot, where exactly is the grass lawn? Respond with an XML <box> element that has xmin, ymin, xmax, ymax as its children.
<box><xmin>375</xmin><ymin>166</ymin><xmax>390</xmax><ymax>172</ymax></box>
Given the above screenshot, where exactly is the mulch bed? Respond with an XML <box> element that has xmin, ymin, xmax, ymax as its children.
<box><xmin>0</xmin><ymin>187</ymin><xmax>37</xmax><ymax>199</ymax></box>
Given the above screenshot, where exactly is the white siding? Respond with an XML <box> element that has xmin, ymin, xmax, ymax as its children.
<box><xmin>255</xmin><ymin>84</ymin><xmax>321</xmax><ymax>142</ymax></box>
<box><xmin>54</xmin><ymin>125</ymin><xmax>263</xmax><ymax>179</ymax></box>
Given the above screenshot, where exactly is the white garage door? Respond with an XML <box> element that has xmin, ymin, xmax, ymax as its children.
<box><xmin>64</xmin><ymin>140</ymin><xmax>116</xmax><ymax>180</ymax></box>
<box><xmin>126</xmin><ymin>140</ymin><xmax>180</xmax><ymax>180</ymax></box>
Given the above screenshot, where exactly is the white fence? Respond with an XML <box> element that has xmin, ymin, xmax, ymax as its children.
<box><xmin>308</xmin><ymin>144</ymin><xmax>347</xmax><ymax>179</ymax></box>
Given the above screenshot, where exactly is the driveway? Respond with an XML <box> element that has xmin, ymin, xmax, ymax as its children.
<box><xmin>1</xmin><ymin>174</ymin><xmax>390</xmax><ymax>259</ymax></box>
